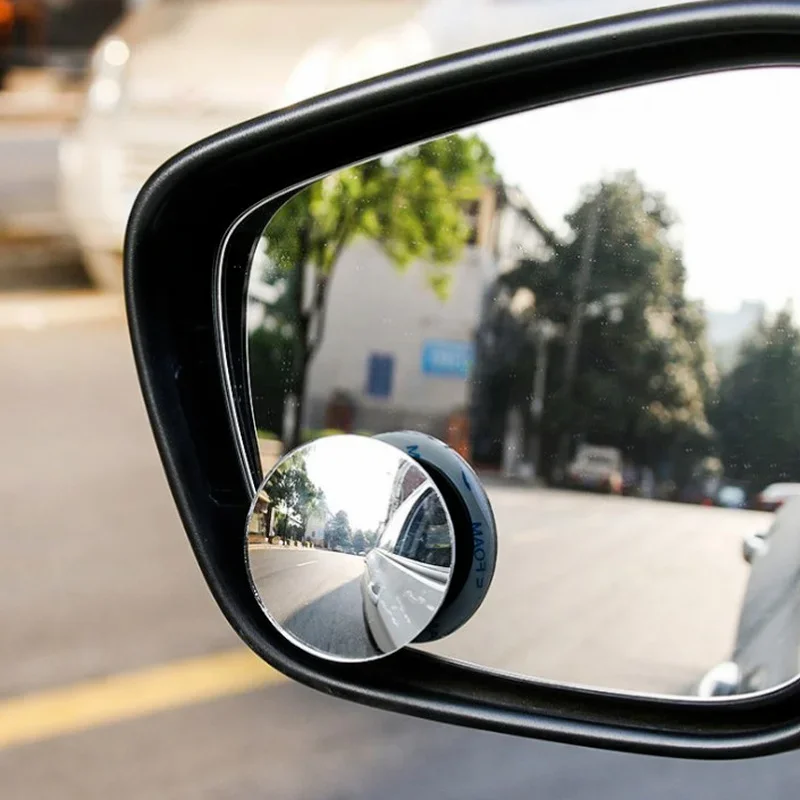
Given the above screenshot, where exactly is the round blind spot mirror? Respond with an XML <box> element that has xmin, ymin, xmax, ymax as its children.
<box><xmin>245</xmin><ymin>434</ymin><xmax>455</xmax><ymax>662</ymax></box>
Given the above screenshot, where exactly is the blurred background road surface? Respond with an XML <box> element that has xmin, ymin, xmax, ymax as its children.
<box><xmin>2</xmin><ymin>2</ymin><xmax>799</xmax><ymax>799</ymax></box>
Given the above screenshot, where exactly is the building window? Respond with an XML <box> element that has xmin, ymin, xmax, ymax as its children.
<box><xmin>366</xmin><ymin>353</ymin><xmax>394</xmax><ymax>398</ymax></box>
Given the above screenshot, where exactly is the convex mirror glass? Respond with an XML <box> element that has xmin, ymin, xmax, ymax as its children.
<box><xmin>246</xmin><ymin>435</ymin><xmax>454</xmax><ymax>661</ymax></box>
<box><xmin>243</xmin><ymin>67</ymin><xmax>800</xmax><ymax>697</ymax></box>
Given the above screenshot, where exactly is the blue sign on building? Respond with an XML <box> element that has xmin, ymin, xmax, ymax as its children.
<box><xmin>421</xmin><ymin>340</ymin><xmax>474</xmax><ymax>378</ymax></box>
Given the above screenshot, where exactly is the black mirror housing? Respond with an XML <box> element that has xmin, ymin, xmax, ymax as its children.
<box><xmin>126</xmin><ymin>0</ymin><xmax>800</xmax><ymax>760</ymax></box>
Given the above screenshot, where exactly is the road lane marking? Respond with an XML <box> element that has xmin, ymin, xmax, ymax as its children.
<box><xmin>0</xmin><ymin>649</ymin><xmax>284</xmax><ymax>750</ymax></box>
<box><xmin>296</xmin><ymin>561</ymin><xmax>317</xmax><ymax>567</ymax></box>
<box><xmin>0</xmin><ymin>291</ymin><xmax>125</xmax><ymax>331</ymax></box>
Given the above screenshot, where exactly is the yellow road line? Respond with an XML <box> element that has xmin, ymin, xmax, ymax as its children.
<box><xmin>0</xmin><ymin>649</ymin><xmax>284</xmax><ymax>750</ymax></box>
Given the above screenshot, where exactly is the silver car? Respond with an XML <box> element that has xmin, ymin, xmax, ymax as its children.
<box><xmin>362</xmin><ymin>482</ymin><xmax>452</xmax><ymax>652</ymax></box>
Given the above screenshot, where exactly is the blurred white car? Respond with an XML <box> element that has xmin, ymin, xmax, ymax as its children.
<box><xmin>362</xmin><ymin>482</ymin><xmax>451</xmax><ymax>652</ymax></box>
<box><xmin>566</xmin><ymin>444</ymin><xmax>624</xmax><ymax>494</ymax></box>
<box><xmin>59</xmin><ymin>0</ymin><xmax>675</xmax><ymax>292</ymax></box>
<box><xmin>57</xmin><ymin>0</ymin><xmax>426</xmax><ymax>291</ymax></box>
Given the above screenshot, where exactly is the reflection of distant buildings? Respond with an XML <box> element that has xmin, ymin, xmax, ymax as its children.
<box><xmin>249</xmin><ymin>489</ymin><xmax>307</xmax><ymax>542</ymax></box>
<box><xmin>304</xmin><ymin>500</ymin><xmax>332</xmax><ymax>546</ymax></box>
<box><xmin>251</xmin><ymin>179</ymin><xmax>554</xmax><ymax>444</ymax></box>
<box><xmin>248</xmin><ymin>491</ymin><xmax>271</xmax><ymax>540</ymax></box>
<box><xmin>387</xmin><ymin>459</ymin><xmax>427</xmax><ymax>518</ymax></box>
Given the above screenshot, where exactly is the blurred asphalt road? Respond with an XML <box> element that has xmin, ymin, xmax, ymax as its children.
<box><xmin>1</xmin><ymin>306</ymin><xmax>798</xmax><ymax>798</ymax></box>
<box><xmin>249</xmin><ymin>546</ymin><xmax>378</xmax><ymax>659</ymax></box>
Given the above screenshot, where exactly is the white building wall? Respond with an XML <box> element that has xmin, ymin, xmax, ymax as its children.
<box><xmin>304</xmin><ymin>239</ymin><xmax>493</xmax><ymax>435</ymax></box>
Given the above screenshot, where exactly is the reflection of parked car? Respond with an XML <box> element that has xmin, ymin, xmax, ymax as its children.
<box><xmin>565</xmin><ymin>445</ymin><xmax>623</xmax><ymax>494</ymax></box>
<box><xmin>715</xmin><ymin>483</ymin><xmax>748</xmax><ymax>509</ymax></box>
<box><xmin>754</xmin><ymin>482</ymin><xmax>800</xmax><ymax>512</ymax></box>
<box><xmin>362</xmin><ymin>482</ymin><xmax>450</xmax><ymax>652</ymax></box>
<box><xmin>697</xmin><ymin>497</ymin><xmax>800</xmax><ymax>697</ymax></box>
<box><xmin>679</xmin><ymin>477</ymin><xmax>749</xmax><ymax>508</ymax></box>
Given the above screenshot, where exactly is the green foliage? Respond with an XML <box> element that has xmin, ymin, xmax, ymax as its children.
<box><xmin>473</xmin><ymin>172</ymin><xmax>716</xmax><ymax>475</ymax></box>
<box><xmin>351</xmin><ymin>530</ymin><xmax>368</xmax><ymax>553</ymax></box>
<box><xmin>265</xmin><ymin>134</ymin><xmax>496</xmax><ymax>298</ymax></box>
<box><xmin>711</xmin><ymin>308</ymin><xmax>800</xmax><ymax>490</ymax></box>
<box><xmin>266</xmin><ymin>453</ymin><xmax>325</xmax><ymax>540</ymax></box>
<box><xmin>250</xmin><ymin>133</ymin><xmax>497</xmax><ymax>447</ymax></box>
<box><xmin>324</xmin><ymin>510</ymin><xmax>353</xmax><ymax>551</ymax></box>
<box><xmin>248</xmin><ymin>302</ymin><xmax>296</xmax><ymax>440</ymax></box>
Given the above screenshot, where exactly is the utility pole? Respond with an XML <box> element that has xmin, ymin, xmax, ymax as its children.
<box><xmin>555</xmin><ymin>195</ymin><xmax>601</xmax><ymax>479</ymax></box>
<box><xmin>529</xmin><ymin>319</ymin><xmax>559</xmax><ymax>480</ymax></box>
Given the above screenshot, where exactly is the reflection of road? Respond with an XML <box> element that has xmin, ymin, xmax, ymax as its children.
<box><xmin>248</xmin><ymin>546</ymin><xmax>379</xmax><ymax>659</ymax></box>
<box><xmin>421</xmin><ymin>485</ymin><xmax>764</xmax><ymax>696</ymax></box>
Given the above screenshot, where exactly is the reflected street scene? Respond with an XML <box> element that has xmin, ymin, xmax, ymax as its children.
<box><xmin>246</xmin><ymin>435</ymin><xmax>454</xmax><ymax>660</ymax></box>
<box><xmin>14</xmin><ymin>1</ymin><xmax>800</xmax><ymax>798</ymax></box>
<box><xmin>247</xmin><ymin>67</ymin><xmax>800</xmax><ymax>699</ymax></box>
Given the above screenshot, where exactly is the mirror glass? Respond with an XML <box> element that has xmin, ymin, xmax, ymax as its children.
<box><xmin>245</xmin><ymin>67</ymin><xmax>800</xmax><ymax>696</ymax></box>
<box><xmin>246</xmin><ymin>434</ymin><xmax>454</xmax><ymax>661</ymax></box>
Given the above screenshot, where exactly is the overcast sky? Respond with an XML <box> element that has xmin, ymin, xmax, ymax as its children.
<box><xmin>303</xmin><ymin>436</ymin><xmax>410</xmax><ymax>531</ymax></box>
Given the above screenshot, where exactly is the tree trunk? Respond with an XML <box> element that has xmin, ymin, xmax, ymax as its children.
<box><xmin>285</xmin><ymin>235</ymin><xmax>312</xmax><ymax>451</ymax></box>
<box><xmin>287</xmin><ymin>342</ymin><xmax>310</xmax><ymax>451</ymax></box>
<box><xmin>283</xmin><ymin>228</ymin><xmax>341</xmax><ymax>451</ymax></box>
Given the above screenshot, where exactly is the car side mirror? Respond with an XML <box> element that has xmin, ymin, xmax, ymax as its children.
<box><xmin>125</xmin><ymin>1</ymin><xmax>800</xmax><ymax>761</ymax></box>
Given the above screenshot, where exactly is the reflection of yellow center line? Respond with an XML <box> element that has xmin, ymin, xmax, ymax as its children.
<box><xmin>0</xmin><ymin>649</ymin><xmax>284</xmax><ymax>751</ymax></box>
<box><xmin>296</xmin><ymin>561</ymin><xmax>317</xmax><ymax>567</ymax></box>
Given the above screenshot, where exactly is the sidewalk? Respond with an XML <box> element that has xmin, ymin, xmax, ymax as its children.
<box><xmin>0</xmin><ymin>69</ymin><xmax>82</xmax><ymax>125</ymax></box>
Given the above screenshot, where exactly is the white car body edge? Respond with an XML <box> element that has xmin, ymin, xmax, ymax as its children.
<box><xmin>362</xmin><ymin>483</ymin><xmax>450</xmax><ymax>653</ymax></box>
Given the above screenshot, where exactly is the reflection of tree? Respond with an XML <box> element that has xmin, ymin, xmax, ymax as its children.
<box><xmin>473</xmin><ymin>172</ymin><xmax>716</xmax><ymax>485</ymax></box>
<box><xmin>711</xmin><ymin>308</ymin><xmax>800</xmax><ymax>491</ymax></box>
<box><xmin>252</xmin><ymin>134</ymin><xmax>497</xmax><ymax>447</ymax></box>
<box><xmin>351</xmin><ymin>529</ymin><xmax>378</xmax><ymax>551</ymax></box>
<box><xmin>324</xmin><ymin>510</ymin><xmax>353</xmax><ymax>551</ymax></box>
<box><xmin>266</xmin><ymin>453</ymin><xmax>325</xmax><ymax>541</ymax></box>
<box><xmin>351</xmin><ymin>530</ymin><xmax>369</xmax><ymax>553</ymax></box>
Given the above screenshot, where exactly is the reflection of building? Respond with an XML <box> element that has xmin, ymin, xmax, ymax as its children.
<box><xmin>297</xmin><ymin>180</ymin><xmax>554</xmax><ymax>440</ymax></box>
<box><xmin>304</xmin><ymin>501</ymin><xmax>331</xmax><ymax>546</ymax></box>
<box><xmin>386</xmin><ymin>460</ymin><xmax>427</xmax><ymax>520</ymax></box>
<box><xmin>248</xmin><ymin>491</ymin><xmax>271</xmax><ymax>539</ymax></box>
